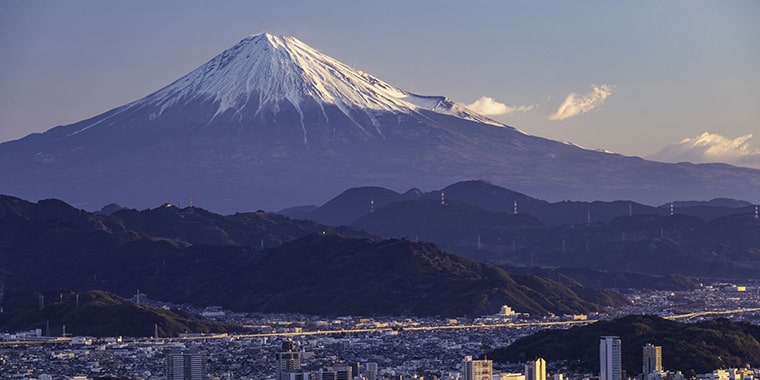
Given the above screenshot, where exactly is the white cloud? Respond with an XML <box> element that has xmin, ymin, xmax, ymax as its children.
<box><xmin>548</xmin><ymin>84</ymin><xmax>613</xmax><ymax>121</ymax></box>
<box><xmin>466</xmin><ymin>96</ymin><xmax>534</xmax><ymax>116</ymax></box>
<box><xmin>648</xmin><ymin>132</ymin><xmax>760</xmax><ymax>169</ymax></box>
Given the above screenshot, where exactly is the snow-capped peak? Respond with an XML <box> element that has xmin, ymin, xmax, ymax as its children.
<box><xmin>136</xmin><ymin>33</ymin><xmax>504</xmax><ymax>127</ymax></box>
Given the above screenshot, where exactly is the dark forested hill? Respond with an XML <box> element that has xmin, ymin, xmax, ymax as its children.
<box><xmin>305</xmin><ymin>181</ymin><xmax>760</xmax><ymax>278</ymax></box>
<box><xmin>0</xmin><ymin>195</ymin><xmax>619</xmax><ymax>317</ymax></box>
<box><xmin>490</xmin><ymin>315</ymin><xmax>760</xmax><ymax>374</ymax></box>
<box><xmin>0</xmin><ymin>289</ymin><xmax>232</xmax><ymax>337</ymax></box>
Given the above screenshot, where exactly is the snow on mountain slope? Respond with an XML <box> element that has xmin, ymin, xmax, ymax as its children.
<box><xmin>70</xmin><ymin>33</ymin><xmax>502</xmax><ymax>141</ymax></box>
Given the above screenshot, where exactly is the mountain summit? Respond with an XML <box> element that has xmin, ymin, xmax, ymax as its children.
<box><xmin>1</xmin><ymin>33</ymin><xmax>760</xmax><ymax>212</ymax></box>
<box><xmin>124</xmin><ymin>33</ymin><xmax>500</xmax><ymax>145</ymax></box>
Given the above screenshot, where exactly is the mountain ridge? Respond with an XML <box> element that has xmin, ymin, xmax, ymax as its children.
<box><xmin>0</xmin><ymin>194</ymin><xmax>619</xmax><ymax>317</ymax></box>
<box><xmin>297</xmin><ymin>181</ymin><xmax>760</xmax><ymax>278</ymax></box>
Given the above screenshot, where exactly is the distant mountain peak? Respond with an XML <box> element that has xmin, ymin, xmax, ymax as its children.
<box><xmin>96</xmin><ymin>32</ymin><xmax>502</xmax><ymax>141</ymax></box>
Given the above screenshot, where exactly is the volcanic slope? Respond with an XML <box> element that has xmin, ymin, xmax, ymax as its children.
<box><xmin>1</xmin><ymin>33</ymin><xmax>759</xmax><ymax>212</ymax></box>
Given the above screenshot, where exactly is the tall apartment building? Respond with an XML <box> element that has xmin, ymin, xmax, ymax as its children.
<box><xmin>525</xmin><ymin>358</ymin><xmax>547</xmax><ymax>380</ymax></box>
<box><xmin>278</xmin><ymin>341</ymin><xmax>303</xmax><ymax>380</ymax></box>
<box><xmin>365</xmin><ymin>362</ymin><xmax>378</xmax><ymax>380</ymax></box>
<box><xmin>462</xmin><ymin>355</ymin><xmax>493</xmax><ymax>380</ymax></box>
<box><xmin>319</xmin><ymin>365</ymin><xmax>352</xmax><ymax>380</ymax></box>
<box><xmin>642</xmin><ymin>343</ymin><xmax>662</xmax><ymax>375</ymax></box>
<box><xmin>166</xmin><ymin>348</ymin><xmax>206</xmax><ymax>380</ymax></box>
<box><xmin>600</xmin><ymin>336</ymin><xmax>622</xmax><ymax>380</ymax></box>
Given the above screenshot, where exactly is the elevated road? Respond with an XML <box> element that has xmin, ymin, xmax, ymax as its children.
<box><xmin>3</xmin><ymin>308</ymin><xmax>760</xmax><ymax>346</ymax></box>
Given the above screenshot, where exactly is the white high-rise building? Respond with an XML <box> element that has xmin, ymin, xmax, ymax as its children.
<box><xmin>600</xmin><ymin>336</ymin><xmax>622</xmax><ymax>380</ymax></box>
<box><xmin>525</xmin><ymin>358</ymin><xmax>546</xmax><ymax>380</ymax></box>
<box><xmin>499</xmin><ymin>305</ymin><xmax>516</xmax><ymax>317</ymax></box>
<box><xmin>462</xmin><ymin>355</ymin><xmax>493</xmax><ymax>380</ymax></box>
<box><xmin>643</xmin><ymin>343</ymin><xmax>662</xmax><ymax>375</ymax></box>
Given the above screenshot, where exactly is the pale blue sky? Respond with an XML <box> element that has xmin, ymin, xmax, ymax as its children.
<box><xmin>1</xmin><ymin>1</ymin><xmax>758</xmax><ymax>166</ymax></box>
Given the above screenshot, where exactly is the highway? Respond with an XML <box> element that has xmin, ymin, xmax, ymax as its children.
<box><xmin>4</xmin><ymin>308</ymin><xmax>760</xmax><ymax>346</ymax></box>
<box><xmin>169</xmin><ymin>307</ymin><xmax>760</xmax><ymax>341</ymax></box>
<box><xmin>663</xmin><ymin>307</ymin><xmax>760</xmax><ymax>321</ymax></box>
<box><xmin>168</xmin><ymin>318</ymin><xmax>596</xmax><ymax>341</ymax></box>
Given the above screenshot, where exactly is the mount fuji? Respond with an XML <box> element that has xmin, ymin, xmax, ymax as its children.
<box><xmin>2</xmin><ymin>33</ymin><xmax>759</xmax><ymax>212</ymax></box>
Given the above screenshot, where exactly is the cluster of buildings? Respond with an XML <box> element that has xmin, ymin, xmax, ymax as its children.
<box><xmin>449</xmin><ymin>336</ymin><xmax>756</xmax><ymax>380</ymax></box>
<box><xmin>599</xmin><ymin>336</ymin><xmax>755</xmax><ymax>380</ymax></box>
<box><xmin>271</xmin><ymin>343</ymin><xmax>549</xmax><ymax>380</ymax></box>
<box><xmin>615</xmin><ymin>283</ymin><xmax>760</xmax><ymax>321</ymax></box>
<box><xmin>3</xmin><ymin>283</ymin><xmax>760</xmax><ymax>379</ymax></box>
<box><xmin>274</xmin><ymin>339</ymin><xmax>374</xmax><ymax>379</ymax></box>
<box><xmin>3</xmin><ymin>330</ymin><xmax>760</xmax><ymax>380</ymax></box>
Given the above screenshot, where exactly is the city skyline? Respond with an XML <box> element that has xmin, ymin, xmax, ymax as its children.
<box><xmin>1</xmin><ymin>1</ymin><xmax>759</xmax><ymax>168</ymax></box>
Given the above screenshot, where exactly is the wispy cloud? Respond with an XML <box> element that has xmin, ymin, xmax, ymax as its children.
<box><xmin>649</xmin><ymin>132</ymin><xmax>760</xmax><ymax>169</ymax></box>
<box><xmin>548</xmin><ymin>84</ymin><xmax>613</xmax><ymax>121</ymax></box>
<box><xmin>466</xmin><ymin>96</ymin><xmax>534</xmax><ymax>116</ymax></box>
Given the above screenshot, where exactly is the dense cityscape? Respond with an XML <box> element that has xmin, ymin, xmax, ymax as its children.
<box><xmin>3</xmin><ymin>282</ymin><xmax>760</xmax><ymax>379</ymax></box>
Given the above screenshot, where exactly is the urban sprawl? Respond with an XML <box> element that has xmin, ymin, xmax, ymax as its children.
<box><xmin>2</xmin><ymin>282</ymin><xmax>760</xmax><ymax>380</ymax></box>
